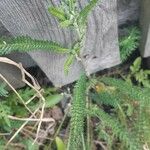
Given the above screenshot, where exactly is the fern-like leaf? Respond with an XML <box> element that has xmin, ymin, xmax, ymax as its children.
<box><xmin>100</xmin><ymin>77</ymin><xmax>150</xmax><ymax>103</ymax></box>
<box><xmin>70</xmin><ymin>0</ymin><xmax>76</xmax><ymax>10</ymax></box>
<box><xmin>0</xmin><ymin>83</ymin><xmax>8</xmax><ymax>97</ymax></box>
<box><xmin>99</xmin><ymin>77</ymin><xmax>150</xmax><ymax>146</ymax></box>
<box><xmin>67</xmin><ymin>74</ymin><xmax>87</xmax><ymax>150</ymax></box>
<box><xmin>0</xmin><ymin>102</ymin><xmax>11</xmax><ymax>127</ymax></box>
<box><xmin>91</xmin><ymin>91</ymin><xmax>121</xmax><ymax>108</ymax></box>
<box><xmin>48</xmin><ymin>7</ymin><xmax>67</xmax><ymax>21</ymax></box>
<box><xmin>119</xmin><ymin>27</ymin><xmax>140</xmax><ymax>62</ymax></box>
<box><xmin>88</xmin><ymin>106</ymin><xmax>141</xmax><ymax>150</ymax></box>
<box><xmin>77</xmin><ymin>0</ymin><xmax>99</xmax><ymax>25</ymax></box>
<box><xmin>64</xmin><ymin>54</ymin><xmax>75</xmax><ymax>75</ymax></box>
<box><xmin>0</xmin><ymin>36</ymin><xmax>69</xmax><ymax>55</ymax></box>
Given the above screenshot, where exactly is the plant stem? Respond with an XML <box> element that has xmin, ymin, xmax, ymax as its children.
<box><xmin>49</xmin><ymin>106</ymin><xmax>69</xmax><ymax>149</ymax></box>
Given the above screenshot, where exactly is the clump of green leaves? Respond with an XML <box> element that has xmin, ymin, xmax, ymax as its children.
<box><xmin>49</xmin><ymin>0</ymin><xmax>100</xmax><ymax>74</ymax></box>
<box><xmin>90</xmin><ymin>77</ymin><xmax>150</xmax><ymax>149</ymax></box>
<box><xmin>126</xmin><ymin>57</ymin><xmax>150</xmax><ymax>88</ymax></box>
<box><xmin>0</xmin><ymin>85</ymin><xmax>64</xmax><ymax>148</ymax></box>
<box><xmin>89</xmin><ymin>106</ymin><xmax>139</xmax><ymax>150</ymax></box>
<box><xmin>67</xmin><ymin>70</ymin><xmax>150</xmax><ymax>150</ymax></box>
<box><xmin>119</xmin><ymin>27</ymin><xmax>140</xmax><ymax>62</ymax></box>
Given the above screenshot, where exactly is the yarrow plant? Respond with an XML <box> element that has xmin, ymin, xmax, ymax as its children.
<box><xmin>0</xmin><ymin>0</ymin><xmax>148</xmax><ymax>150</ymax></box>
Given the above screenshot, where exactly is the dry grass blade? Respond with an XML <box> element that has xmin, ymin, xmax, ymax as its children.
<box><xmin>8</xmin><ymin>115</ymin><xmax>54</xmax><ymax>122</ymax></box>
<box><xmin>5</xmin><ymin>107</ymin><xmax>40</xmax><ymax>147</ymax></box>
<box><xmin>0</xmin><ymin>57</ymin><xmax>56</xmax><ymax>146</ymax></box>
<box><xmin>0</xmin><ymin>74</ymin><xmax>34</xmax><ymax>116</ymax></box>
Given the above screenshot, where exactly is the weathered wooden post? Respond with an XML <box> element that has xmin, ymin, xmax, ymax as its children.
<box><xmin>117</xmin><ymin>0</ymin><xmax>140</xmax><ymax>26</ymax></box>
<box><xmin>140</xmin><ymin>0</ymin><xmax>150</xmax><ymax>57</ymax></box>
<box><xmin>0</xmin><ymin>22</ymin><xmax>35</xmax><ymax>88</ymax></box>
<box><xmin>0</xmin><ymin>22</ymin><xmax>23</xmax><ymax>88</ymax></box>
<box><xmin>0</xmin><ymin>0</ymin><xmax>120</xmax><ymax>87</ymax></box>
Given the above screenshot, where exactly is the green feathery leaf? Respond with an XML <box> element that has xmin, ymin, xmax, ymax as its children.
<box><xmin>129</xmin><ymin>57</ymin><xmax>150</xmax><ymax>88</ymax></box>
<box><xmin>77</xmin><ymin>0</ymin><xmax>99</xmax><ymax>25</ymax></box>
<box><xmin>64</xmin><ymin>54</ymin><xmax>75</xmax><ymax>75</ymax></box>
<box><xmin>100</xmin><ymin>77</ymin><xmax>150</xmax><ymax>103</ymax></box>
<box><xmin>67</xmin><ymin>74</ymin><xmax>87</xmax><ymax>150</ymax></box>
<box><xmin>0</xmin><ymin>36</ymin><xmax>69</xmax><ymax>55</ymax></box>
<box><xmin>0</xmin><ymin>102</ymin><xmax>11</xmax><ymax>127</ymax></box>
<box><xmin>91</xmin><ymin>91</ymin><xmax>120</xmax><ymax>108</ymax></box>
<box><xmin>88</xmin><ymin>106</ymin><xmax>141</xmax><ymax>150</ymax></box>
<box><xmin>48</xmin><ymin>7</ymin><xmax>67</xmax><ymax>21</ymax></box>
<box><xmin>67</xmin><ymin>0</ymin><xmax>76</xmax><ymax>11</ymax></box>
<box><xmin>0</xmin><ymin>83</ymin><xmax>8</xmax><ymax>97</ymax></box>
<box><xmin>92</xmin><ymin>77</ymin><xmax>150</xmax><ymax>147</ymax></box>
<box><xmin>119</xmin><ymin>27</ymin><xmax>140</xmax><ymax>62</ymax></box>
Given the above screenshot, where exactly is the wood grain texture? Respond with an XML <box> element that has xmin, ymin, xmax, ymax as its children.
<box><xmin>0</xmin><ymin>21</ymin><xmax>33</xmax><ymax>88</ymax></box>
<box><xmin>0</xmin><ymin>63</ymin><xmax>25</xmax><ymax>89</ymax></box>
<box><xmin>0</xmin><ymin>0</ymin><xmax>120</xmax><ymax>86</ymax></box>
<box><xmin>0</xmin><ymin>21</ymin><xmax>36</xmax><ymax>68</ymax></box>
<box><xmin>0</xmin><ymin>21</ymin><xmax>10</xmax><ymax>36</ymax></box>
<box><xmin>140</xmin><ymin>0</ymin><xmax>150</xmax><ymax>57</ymax></box>
<box><xmin>117</xmin><ymin>0</ymin><xmax>140</xmax><ymax>26</ymax></box>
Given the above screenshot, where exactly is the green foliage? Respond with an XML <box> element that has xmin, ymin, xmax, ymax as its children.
<box><xmin>31</xmin><ymin>94</ymin><xmax>64</xmax><ymax>110</ymax></box>
<box><xmin>1</xmin><ymin>87</ymin><xmax>64</xmax><ymax>119</ymax></box>
<box><xmin>0</xmin><ymin>0</ymin><xmax>101</xmax><ymax>148</ymax></box>
<box><xmin>0</xmin><ymin>86</ymin><xmax>64</xmax><ymax>148</ymax></box>
<box><xmin>22</xmin><ymin>139</ymin><xmax>39</xmax><ymax>150</ymax></box>
<box><xmin>48</xmin><ymin>0</ymin><xmax>100</xmax><ymax>74</ymax></box>
<box><xmin>0</xmin><ymin>0</ymin><xmax>100</xmax><ymax>75</ymax></box>
<box><xmin>0</xmin><ymin>36</ymin><xmax>69</xmax><ymax>55</ymax></box>
<box><xmin>126</xmin><ymin>57</ymin><xmax>150</xmax><ymax>88</ymax></box>
<box><xmin>119</xmin><ymin>27</ymin><xmax>140</xmax><ymax>62</ymax></box>
<box><xmin>88</xmin><ymin>106</ymin><xmax>140</xmax><ymax>150</ymax></box>
<box><xmin>49</xmin><ymin>0</ymin><xmax>99</xmax><ymax>27</ymax></box>
<box><xmin>92</xmin><ymin>77</ymin><xmax>150</xmax><ymax>149</ymax></box>
<box><xmin>1</xmin><ymin>0</ymin><xmax>147</xmax><ymax>149</ymax></box>
<box><xmin>0</xmin><ymin>102</ymin><xmax>11</xmax><ymax>127</ymax></box>
<box><xmin>91</xmin><ymin>91</ymin><xmax>119</xmax><ymax>108</ymax></box>
<box><xmin>48</xmin><ymin>7</ymin><xmax>67</xmax><ymax>22</ymax></box>
<box><xmin>99</xmin><ymin>77</ymin><xmax>150</xmax><ymax>102</ymax></box>
<box><xmin>67</xmin><ymin>74</ymin><xmax>87</xmax><ymax>150</ymax></box>
<box><xmin>77</xmin><ymin>0</ymin><xmax>99</xmax><ymax>25</ymax></box>
<box><xmin>64</xmin><ymin>54</ymin><xmax>76</xmax><ymax>75</ymax></box>
<box><xmin>96</xmin><ymin>125</ymin><xmax>114</xmax><ymax>149</ymax></box>
<box><xmin>0</xmin><ymin>82</ymin><xmax>8</xmax><ymax>97</ymax></box>
<box><xmin>0</xmin><ymin>83</ymin><xmax>11</xmax><ymax>128</ymax></box>
<box><xmin>48</xmin><ymin>0</ymin><xmax>77</xmax><ymax>28</ymax></box>
<box><xmin>55</xmin><ymin>137</ymin><xmax>66</xmax><ymax>150</ymax></box>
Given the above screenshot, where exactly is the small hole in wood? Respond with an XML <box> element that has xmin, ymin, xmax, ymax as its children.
<box><xmin>92</xmin><ymin>56</ymin><xmax>97</xmax><ymax>59</ymax></box>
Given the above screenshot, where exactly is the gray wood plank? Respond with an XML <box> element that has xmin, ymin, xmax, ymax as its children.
<box><xmin>0</xmin><ymin>21</ymin><xmax>32</xmax><ymax>88</ymax></box>
<box><xmin>0</xmin><ymin>63</ymin><xmax>25</xmax><ymax>89</ymax></box>
<box><xmin>0</xmin><ymin>0</ymin><xmax>120</xmax><ymax>86</ymax></box>
<box><xmin>140</xmin><ymin>0</ymin><xmax>150</xmax><ymax>57</ymax></box>
<box><xmin>117</xmin><ymin>0</ymin><xmax>140</xmax><ymax>26</ymax></box>
<box><xmin>6</xmin><ymin>53</ymin><xmax>36</xmax><ymax>68</ymax></box>
<box><xmin>0</xmin><ymin>21</ymin><xmax>36</xmax><ymax>68</ymax></box>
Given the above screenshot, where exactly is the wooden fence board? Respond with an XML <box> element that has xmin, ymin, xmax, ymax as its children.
<box><xmin>118</xmin><ymin>0</ymin><xmax>140</xmax><ymax>26</ymax></box>
<box><xmin>0</xmin><ymin>21</ymin><xmax>32</xmax><ymax>88</ymax></box>
<box><xmin>0</xmin><ymin>0</ymin><xmax>120</xmax><ymax>86</ymax></box>
<box><xmin>0</xmin><ymin>21</ymin><xmax>36</xmax><ymax>68</ymax></box>
<box><xmin>140</xmin><ymin>0</ymin><xmax>150</xmax><ymax>57</ymax></box>
<box><xmin>0</xmin><ymin>63</ymin><xmax>25</xmax><ymax>89</ymax></box>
